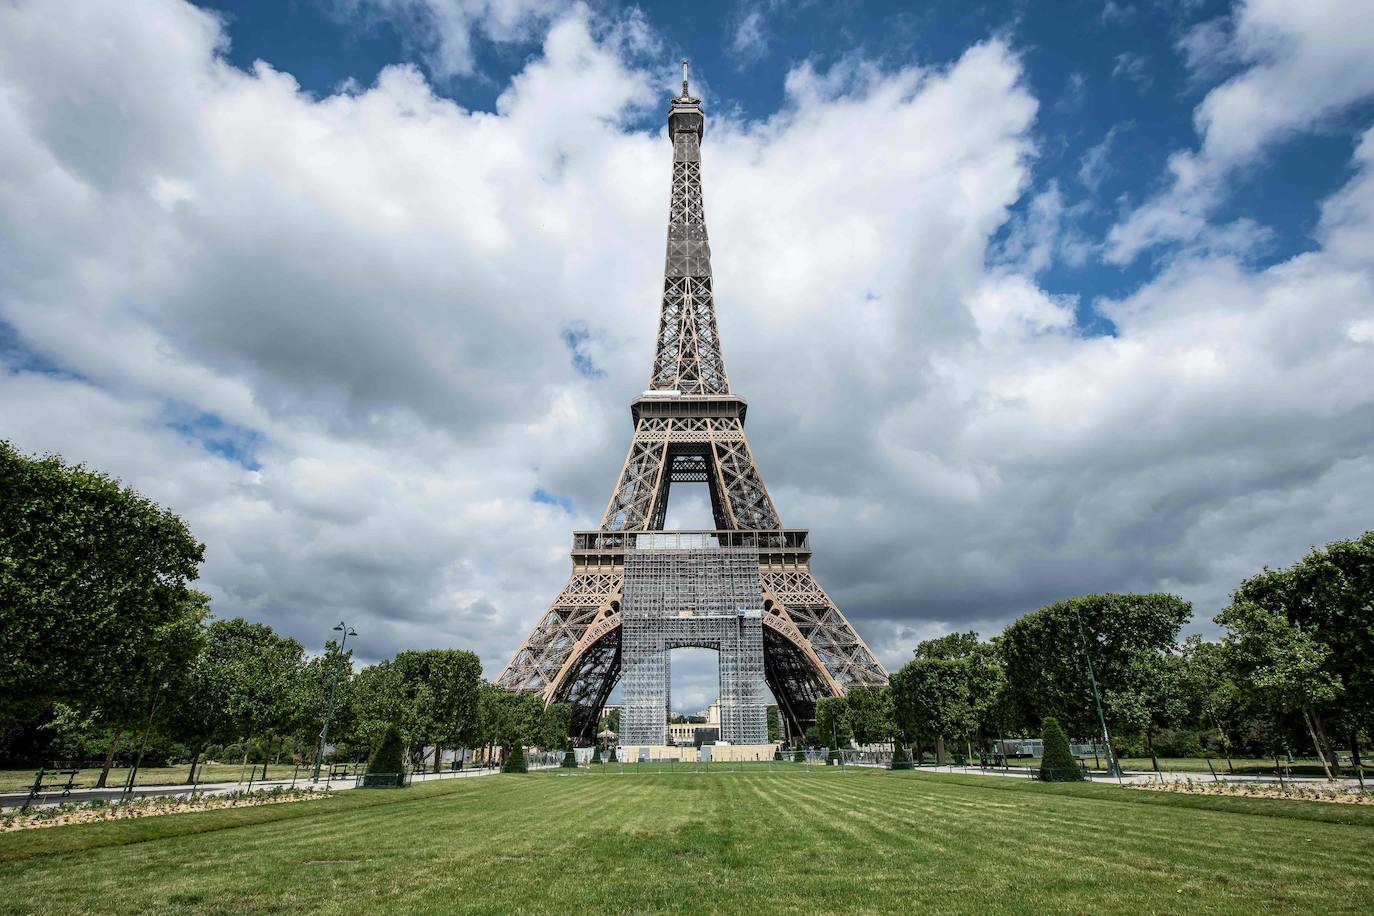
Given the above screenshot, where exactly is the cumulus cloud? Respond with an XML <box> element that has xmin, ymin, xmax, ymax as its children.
<box><xmin>1108</xmin><ymin>0</ymin><xmax>1374</xmax><ymax>263</ymax></box>
<box><xmin>1</xmin><ymin>0</ymin><xmax>1372</xmax><ymax>695</ymax></box>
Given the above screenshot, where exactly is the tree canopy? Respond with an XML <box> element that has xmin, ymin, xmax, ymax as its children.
<box><xmin>1</xmin><ymin>441</ymin><xmax>206</xmax><ymax>722</ymax></box>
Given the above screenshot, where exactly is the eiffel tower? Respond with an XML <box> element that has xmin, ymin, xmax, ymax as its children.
<box><xmin>497</xmin><ymin>62</ymin><xmax>887</xmax><ymax>744</ymax></box>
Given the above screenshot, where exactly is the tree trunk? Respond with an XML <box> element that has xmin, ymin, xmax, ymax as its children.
<box><xmin>434</xmin><ymin>746</ymin><xmax>443</xmax><ymax>773</ymax></box>
<box><xmin>1301</xmin><ymin>707</ymin><xmax>1334</xmax><ymax>780</ymax></box>
<box><xmin>1146</xmin><ymin>728</ymin><xmax>1160</xmax><ymax>773</ymax></box>
<box><xmin>935</xmin><ymin>736</ymin><xmax>946</xmax><ymax>766</ymax></box>
<box><xmin>1351</xmin><ymin>730</ymin><xmax>1362</xmax><ymax>768</ymax></box>
<box><xmin>1310</xmin><ymin>712</ymin><xmax>1340</xmax><ymax>777</ymax></box>
<box><xmin>240</xmin><ymin>742</ymin><xmax>251</xmax><ymax>785</ymax></box>
<box><xmin>127</xmin><ymin>687</ymin><xmax>165</xmax><ymax>794</ymax></box>
<box><xmin>97</xmin><ymin>727</ymin><xmax>123</xmax><ymax>788</ymax></box>
<box><xmin>1213</xmin><ymin>719</ymin><xmax>1234</xmax><ymax>774</ymax></box>
<box><xmin>186</xmin><ymin>746</ymin><xmax>201</xmax><ymax>784</ymax></box>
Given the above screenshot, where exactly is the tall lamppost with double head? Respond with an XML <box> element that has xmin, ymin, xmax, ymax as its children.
<box><xmin>314</xmin><ymin>621</ymin><xmax>357</xmax><ymax>782</ymax></box>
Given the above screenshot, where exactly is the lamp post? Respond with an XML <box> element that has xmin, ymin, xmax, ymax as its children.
<box><xmin>1072</xmin><ymin>605</ymin><xmax>1119</xmax><ymax>779</ymax></box>
<box><xmin>314</xmin><ymin>621</ymin><xmax>357</xmax><ymax>782</ymax></box>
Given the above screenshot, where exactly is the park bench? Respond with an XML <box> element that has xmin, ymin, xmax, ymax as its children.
<box><xmin>22</xmin><ymin>766</ymin><xmax>81</xmax><ymax>811</ymax></box>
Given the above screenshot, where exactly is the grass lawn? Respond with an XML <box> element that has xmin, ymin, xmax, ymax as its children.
<box><xmin>0</xmin><ymin>764</ymin><xmax>309</xmax><ymax>793</ymax></box>
<box><xmin>2</xmin><ymin>767</ymin><xmax>1371</xmax><ymax>914</ymax></box>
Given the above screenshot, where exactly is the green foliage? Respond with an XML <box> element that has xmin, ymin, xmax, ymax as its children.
<box><xmin>890</xmin><ymin>743</ymin><xmax>912</xmax><ymax>770</ymax></box>
<box><xmin>999</xmin><ymin>594</ymin><xmax>1191</xmax><ymax>736</ymax></box>
<box><xmin>607</xmin><ymin>746</ymin><xmax>617</xmax><ymax>763</ymax></box>
<box><xmin>542</xmin><ymin>703</ymin><xmax>572</xmax><ymax>750</ymax></box>
<box><xmin>391</xmin><ymin>649</ymin><xmax>484</xmax><ymax>769</ymax></box>
<box><xmin>351</xmin><ymin>659</ymin><xmax>405</xmax><ymax>751</ymax></box>
<box><xmin>773</xmin><ymin>747</ymin><xmax>783</xmax><ymax>761</ymax></box>
<box><xmin>892</xmin><ymin>632</ymin><xmax>1005</xmax><ymax>755</ymax></box>
<box><xmin>502</xmin><ymin>744</ymin><xmax>527</xmax><ymax>774</ymax></box>
<box><xmin>793</xmin><ymin>747</ymin><xmax>805</xmax><ymax>763</ymax></box>
<box><xmin>367</xmin><ymin>725</ymin><xmax>405</xmax><ymax>775</ymax></box>
<box><xmin>1226</xmin><ymin>532</ymin><xmax>1373</xmax><ymax>755</ymax></box>
<box><xmin>290</xmin><ymin>639</ymin><xmax>355</xmax><ymax>750</ymax></box>
<box><xmin>815</xmin><ymin>696</ymin><xmax>851</xmax><ymax>748</ymax></box>
<box><xmin>846</xmin><ymin>686</ymin><xmax>896</xmax><ymax>746</ymax></box>
<box><xmin>1218</xmin><ymin>601</ymin><xmax>1340</xmax><ymax>712</ymax></box>
<box><xmin>765</xmin><ymin>705</ymin><xmax>780</xmax><ymax>742</ymax></box>
<box><xmin>1039</xmin><ymin>717</ymin><xmax>1083</xmax><ymax>781</ymax></box>
<box><xmin>561</xmin><ymin>748</ymin><xmax>577</xmax><ymax>768</ymax></box>
<box><xmin>0</xmin><ymin>441</ymin><xmax>207</xmax><ymax>725</ymax></box>
<box><xmin>164</xmin><ymin>616</ymin><xmax>303</xmax><ymax>767</ymax></box>
<box><xmin>915</xmin><ymin>631</ymin><xmax>982</xmax><ymax>661</ymax></box>
<box><xmin>591</xmin><ymin>746</ymin><xmax>602</xmax><ymax>764</ymax></box>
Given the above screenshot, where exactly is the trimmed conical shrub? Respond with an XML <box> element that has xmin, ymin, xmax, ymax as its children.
<box><xmin>890</xmin><ymin>743</ymin><xmax>913</xmax><ymax>770</ymax></box>
<box><xmin>502</xmin><ymin>745</ymin><xmax>528</xmax><ymax>773</ymax></box>
<box><xmin>773</xmin><ymin>747</ymin><xmax>784</xmax><ymax>761</ymax></box>
<box><xmin>366</xmin><ymin>725</ymin><xmax>405</xmax><ymax>775</ymax></box>
<box><xmin>607</xmin><ymin>746</ymin><xmax>618</xmax><ymax>762</ymax></box>
<box><xmin>1039</xmin><ymin>718</ymin><xmax>1083</xmax><ymax>782</ymax></box>
<box><xmin>561</xmin><ymin>748</ymin><xmax>577</xmax><ymax>768</ymax></box>
<box><xmin>591</xmin><ymin>746</ymin><xmax>603</xmax><ymax>764</ymax></box>
<box><xmin>793</xmin><ymin>747</ymin><xmax>805</xmax><ymax>763</ymax></box>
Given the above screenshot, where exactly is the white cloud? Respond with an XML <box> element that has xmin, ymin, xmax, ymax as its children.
<box><xmin>1112</xmin><ymin>52</ymin><xmax>1151</xmax><ymax>88</ymax></box>
<box><xmin>1078</xmin><ymin>123</ymin><xmax>1128</xmax><ymax>191</ymax></box>
<box><xmin>1109</xmin><ymin>0</ymin><xmax>1374</xmax><ymax>263</ymax></box>
<box><xmin>731</xmin><ymin>8</ymin><xmax>769</xmax><ymax>61</ymax></box>
<box><xmin>329</xmin><ymin>0</ymin><xmax>570</xmax><ymax>78</ymax></box>
<box><xmin>2</xmin><ymin>0</ymin><xmax>1372</xmax><ymax>687</ymax></box>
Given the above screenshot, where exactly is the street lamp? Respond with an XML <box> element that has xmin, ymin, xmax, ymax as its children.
<box><xmin>1072</xmin><ymin>605</ymin><xmax>1119</xmax><ymax>779</ymax></box>
<box><xmin>314</xmin><ymin>621</ymin><xmax>357</xmax><ymax>782</ymax></box>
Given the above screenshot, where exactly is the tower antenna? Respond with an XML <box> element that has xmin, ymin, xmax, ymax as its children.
<box><xmin>681</xmin><ymin>58</ymin><xmax>690</xmax><ymax>97</ymax></box>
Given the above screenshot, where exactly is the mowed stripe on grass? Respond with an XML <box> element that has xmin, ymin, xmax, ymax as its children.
<box><xmin>2</xmin><ymin>768</ymin><xmax>1371</xmax><ymax>914</ymax></box>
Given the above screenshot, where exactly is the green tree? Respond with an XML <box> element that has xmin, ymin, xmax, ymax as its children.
<box><xmin>542</xmin><ymin>702</ymin><xmax>572</xmax><ymax>750</ymax></box>
<box><xmin>845</xmin><ymin>686</ymin><xmax>895</xmax><ymax>746</ymax></box>
<box><xmin>1039</xmin><ymin>717</ymin><xmax>1083</xmax><ymax>781</ymax></box>
<box><xmin>1179</xmin><ymin>635</ymin><xmax>1248</xmax><ymax>771</ymax></box>
<box><xmin>352</xmin><ymin>659</ymin><xmax>404</xmax><ymax>753</ymax></box>
<box><xmin>1104</xmin><ymin>652</ymin><xmax>1189</xmax><ymax>773</ymax></box>
<box><xmin>0</xmin><ymin>441</ymin><xmax>206</xmax><ymax>725</ymax></box>
<box><xmin>367</xmin><ymin>724</ymin><xmax>405</xmax><ymax>775</ymax></box>
<box><xmin>999</xmin><ymin>594</ymin><xmax>1191</xmax><ymax>742</ymax></box>
<box><xmin>1217</xmin><ymin>599</ymin><xmax>1342</xmax><ymax>779</ymax></box>
<box><xmin>896</xmin><ymin>657</ymin><xmax>970</xmax><ymax>763</ymax></box>
<box><xmin>1232</xmin><ymin>532</ymin><xmax>1374</xmax><ymax>766</ymax></box>
<box><xmin>393</xmin><ymin>649</ymin><xmax>483</xmax><ymax>771</ymax></box>
<box><xmin>503</xmin><ymin>743</ymin><xmax>528</xmax><ymax>773</ymax></box>
<box><xmin>291</xmin><ymin>639</ymin><xmax>356</xmax><ymax>770</ymax></box>
<box><xmin>815</xmin><ymin>696</ymin><xmax>851</xmax><ymax>749</ymax></box>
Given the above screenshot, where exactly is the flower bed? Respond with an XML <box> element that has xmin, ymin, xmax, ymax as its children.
<box><xmin>2</xmin><ymin>786</ymin><xmax>329</xmax><ymax>832</ymax></box>
<box><xmin>1131</xmin><ymin>777</ymin><xmax>1371</xmax><ymax>805</ymax></box>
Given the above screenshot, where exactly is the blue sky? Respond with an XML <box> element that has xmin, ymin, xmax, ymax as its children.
<box><xmin>3</xmin><ymin>0</ymin><xmax>1374</xmax><ymax>709</ymax></box>
<box><xmin>204</xmin><ymin>0</ymin><xmax>1370</xmax><ymax>322</ymax></box>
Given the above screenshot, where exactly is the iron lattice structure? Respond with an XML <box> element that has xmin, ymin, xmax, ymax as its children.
<box><xmin>497</xmin><ymin>66</ymin><xmax>888</xmax><ymax>743</ymax></box>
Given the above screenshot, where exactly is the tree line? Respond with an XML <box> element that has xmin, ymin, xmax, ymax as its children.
<box><xmin>811</xmin><ymin>533</ymin><xmax>1372</xmax><ymax>779</ymax></box>
<box><xmin>0</xmin><ymin>441</ymin><xmax>564</xmax><ymax>782</ymax></box>
<box><xmin>5</xmin><ymin>441</ymin><xmax>1370</xmax><ymax>779</ymax></box>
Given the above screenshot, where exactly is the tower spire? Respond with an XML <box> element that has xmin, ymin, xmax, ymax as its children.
<box><xmin>650</xmin><ymin>66</ymin><xmax>727</xmax><ymax>395</ymax></box>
